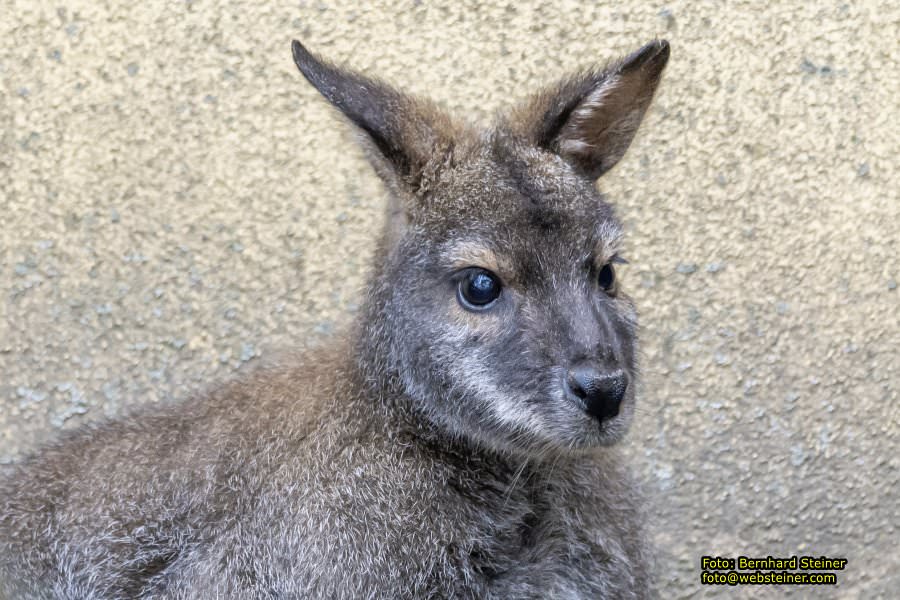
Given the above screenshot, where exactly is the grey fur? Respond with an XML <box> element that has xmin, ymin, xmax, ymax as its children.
<box><xmin>0</xmin><ymin>38</ymin><xmax>670</xmax><ymax>599</ymax></box>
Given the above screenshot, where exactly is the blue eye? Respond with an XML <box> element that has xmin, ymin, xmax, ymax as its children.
<box><xmin>598</xmin><ymin>263</ymin><xmax>616</xmax><ymax>292</ymax></box>
<box><xmin>458</xmin><ymin>269</ymin><xmax>501</xmax><ymax>310</ymax></box>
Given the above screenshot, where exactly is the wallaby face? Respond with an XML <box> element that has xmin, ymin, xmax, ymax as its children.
<box><xmin>371</xmin><ymin>147</ymin><xmax>638</xmax><ymax>455</ymax></box>
<box><xmin>293</xmin><ymin>40</ymin><xmax>669</xmax><ymax>456</ymax></box>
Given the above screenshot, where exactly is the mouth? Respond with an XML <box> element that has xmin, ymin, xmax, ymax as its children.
<box><xmin>582</xmin><ymin>391</ymin><xmax>634</xmax><ymax>445</ymax></box>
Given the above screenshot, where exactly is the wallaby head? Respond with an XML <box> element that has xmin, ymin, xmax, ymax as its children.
<box><xmin>292</xmin><ymin>40</ymin><xmax>669</xmax><ymax>458</ymax></box>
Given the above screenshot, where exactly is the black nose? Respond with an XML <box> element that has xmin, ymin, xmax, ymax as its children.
<box><xmin>565</xmin><ymin>362</ymin><xmax>628</xmax><ymax>421</ymax></box>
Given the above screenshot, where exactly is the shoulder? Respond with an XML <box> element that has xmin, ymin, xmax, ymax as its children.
<box><xmin>201</xmin><ymin>427</ymin><xmax>479</xmax><ymax>598</ymax></box>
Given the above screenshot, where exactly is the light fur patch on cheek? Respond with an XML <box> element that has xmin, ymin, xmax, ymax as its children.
<box><xmin>442</xmin><ymin>303</ymin><xmax>547</xmax><ymax>432</ymax></box>
<box><xmin>457</xmin><ymin>353</ymin><xmax>548</xmax><ymax>434</ymax></box>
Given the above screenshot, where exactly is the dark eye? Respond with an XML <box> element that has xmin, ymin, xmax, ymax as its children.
<box><xmin>458</xmin><ymin>269</ymin><xmax>502</xmax><ymax>310</ymax></box>
<box><xmin>597</xmin><ymin>263</ymin><xmax>616</xmax><ymax>292</ymax></box>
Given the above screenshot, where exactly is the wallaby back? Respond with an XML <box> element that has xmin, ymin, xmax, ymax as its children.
<box><xmin>0</xmin><ymin>38</ymin><xmax>669</xmax><ymax>599</ymax></box>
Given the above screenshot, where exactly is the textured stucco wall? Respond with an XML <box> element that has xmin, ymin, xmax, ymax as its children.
<box><xmin>2</xmin><ymin>1</ymin><xmax>898</xmax><ymax>597</ymax></box>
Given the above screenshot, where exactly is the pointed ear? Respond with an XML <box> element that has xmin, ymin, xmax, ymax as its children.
<box><xmin>291</xmin><ymin>40</ymin><xmax>457</xmax><ymax>193</ymax></box>
<box><xmin>512</xmin><ymin>40</ymin><xmax>670</xmax><ymax>180</ymax></box>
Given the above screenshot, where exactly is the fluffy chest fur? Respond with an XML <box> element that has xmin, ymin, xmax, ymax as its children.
<box><xmin>160</xmin><ymin>433</ymin><xmax>650</xmax><ymax>599</ymax></box>
<box><xmin>176</xmin><ymin>410</ymin><xmax>646</xmax><ymax>598</ymax></box>
<box><xmin>1</xmin><ymin>369</ymin><xmax>650</xmax><ymax>599</ymax></box>
<box><xmin>205</xmin><ymin>429</ymin><xmax>652</xmax><ymax>600</ymax></box>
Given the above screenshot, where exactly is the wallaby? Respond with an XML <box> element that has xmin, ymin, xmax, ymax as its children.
<box><xmin>0</xmin><ymin>37</ymin><xmax>670</xmax><ymax>599</ymax></box>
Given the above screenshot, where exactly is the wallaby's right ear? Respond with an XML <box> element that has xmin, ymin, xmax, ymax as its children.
<box><xmin>291</xmin><ymin>40</ymin><xmax>456</xmax><ymax>194</ymax></box>
<box><xmin>511</xmin><ymin>40</ymin><xmax>670</xmax><ymax>180</ymax></box>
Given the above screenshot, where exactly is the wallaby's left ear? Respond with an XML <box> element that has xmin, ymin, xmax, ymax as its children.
<box><xmin>291</xmin><ymin>40</ymin><xmax>458</xmax><ymax>194</ymax></box>
<box><xmin>513</xmin><ymin>40</ymin><xmax>670</xmax><ymax>180</ymax></box>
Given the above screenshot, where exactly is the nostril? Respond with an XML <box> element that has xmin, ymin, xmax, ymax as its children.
<box><xmin>566</xmin><ymin>370</ymin><xmax>590</xmax><ymax>400</ymax></box>
<box><xmin>568</xmin><ymin>362</ymin><xmax>604</xmax><ymax>394</ymax></box>
<box><xmin>565</xmin><ymin>363</ymin><xmax>628</xmax><ymax>421</ymax></box>
<box><xmin>603</xmin><ymin>373</ymin><xmax>627</xmax><ymax>407</ymax></box>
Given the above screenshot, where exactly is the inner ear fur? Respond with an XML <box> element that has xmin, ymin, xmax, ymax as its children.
<box><xmin>510</xmin><ymin>40</ymin><xmax>670</xmax><ymax>180</ymax></box>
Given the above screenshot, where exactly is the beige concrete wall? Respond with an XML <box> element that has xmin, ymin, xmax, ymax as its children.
<box><xmin>2</xmin><ymin>1</ymin><xmax>897</xmax><ymax>596</ymax></box>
